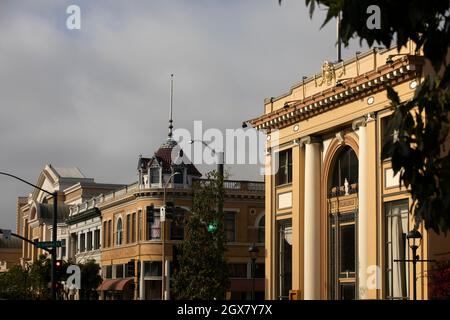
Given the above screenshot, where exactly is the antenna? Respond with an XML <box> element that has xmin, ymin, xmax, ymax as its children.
<box><xmin>168</xmin><ymin>74</ymin><xmax>174</xmax><ymax>140</ymax></box>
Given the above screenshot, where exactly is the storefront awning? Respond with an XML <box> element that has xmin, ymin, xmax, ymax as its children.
<box><xmin>97</xmin><ymin>277</ymin><xmax>134</xmax><ymax>291</ymax></box>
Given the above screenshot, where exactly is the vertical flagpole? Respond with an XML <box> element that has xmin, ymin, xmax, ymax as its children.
<box><xmin>337</xmin><ymin>12</ymin><xmax>342</xmax><ymax>62</ymax></box>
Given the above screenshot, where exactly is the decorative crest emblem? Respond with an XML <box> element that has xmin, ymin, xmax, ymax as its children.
<box><xmin>317</xmin><ymin>60</ymin><xmax>336</xmax><ymax>86</ymax></box>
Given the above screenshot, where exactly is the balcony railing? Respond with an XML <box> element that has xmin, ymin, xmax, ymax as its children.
<box><xmin>70</xmin><ymin>179</ymin><xmax>264</xmax><ymax>216</ymax></box>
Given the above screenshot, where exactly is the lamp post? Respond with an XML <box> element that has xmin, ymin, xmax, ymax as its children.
<box><xmin>406</xmin><ymin>229</ymin><xmax>422</xmax><ymax>301</ymax></box>
<box><xmin>188</xmin><ymin>140</ymin><xmax>224</xmax><ymax>216</ymax></box>
<box><xmin>0</xmin><ymin>171</ymin><xmax>58</xmax><ymax>300</ymax></box>
<box><xmin>161</xmin><ymin>171</ymin><xmax>180</xmax><ymax>300</ymax></box>
<box><xmin>248</xmin><ymin>243</ymin><xmax>259</xmax><ymax>301</ymax></box>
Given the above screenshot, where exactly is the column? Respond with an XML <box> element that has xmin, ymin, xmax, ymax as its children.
<box><xmin>139</xmin><ymin>260</ymin><xmax>145</xmax><ymax>300</ymax></box>
<box><xmin>303</xmin><ymin>137</ymin><xmax>321</xmax><ymax>300</ymax></box>
<box><xmin>291</xmin><ymin>144</ymin><xmax>305</xmax><ymax>294</ymax></box>
<box><xmin>357</xmin><ymin>113</ymin><xmax>377</xmax><ymax>299</ymax></box>
<box><xmin>358</xmin><ymin>122</ymin><xmax>368</xmax><ymax>299</ymax></box>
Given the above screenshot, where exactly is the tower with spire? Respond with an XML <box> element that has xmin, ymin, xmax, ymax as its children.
<box><xmin>137</xmin><ymin>75</ymin><xmax>201</xmax><ymax>190</ymax></box>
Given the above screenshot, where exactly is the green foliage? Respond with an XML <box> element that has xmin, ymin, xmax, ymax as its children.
<box><xmin>172</xmin><ymin>171</ymin><xmax>230</xmax><ymax>299</ymax></box>
<box><xmin>0</xmin><ymin>256</ymin><xmax>102</xmax><ymax>300</ymax></box>
<box><xmin>79</xmin><ymin>260</ymin><xmax>102</xmax><ymax>300</ymax></box>
<box><xmin>279</xmin><ymin>0</ymin><xmax>450</xmax><ymax>234</ymax></box>
<box><xmin>0</xmin><ymin>265</ymin><xmax>33</xmax><ymax>300</ymax></box>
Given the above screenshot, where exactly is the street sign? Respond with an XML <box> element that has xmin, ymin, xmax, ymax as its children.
<box><xmin>160</xmin><ymin>205</ymin><xmax>166</xmax><ymax>222</ymax></box>
<box><xmin>36</xmin><ymin>241</ymin><xmax>62</xmax><ymax>249</ymax></box>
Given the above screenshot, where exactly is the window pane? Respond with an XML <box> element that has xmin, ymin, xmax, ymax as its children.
<box><xmin>225</xmin><ymin>212</ymin><xmax>236</xmax><ymax>242</ymax></box>
<box><xmin>276</xmin><ymin>149</ymin><xmax>292</xmax><ymax>185</ymax></box>
<box><xmin>229</xmin><ymin>263</ymin><xmax>247</xmax><ymax>278</ymax></box>
<box><xmin>339</xmin><ymin>224</ymin><xmax>355</xmax><ymax>273</ymax></box>
<box><xmin>150</xmin><ymin>168</ymin><xmax>160</xmax><ymax>184</ymax></box>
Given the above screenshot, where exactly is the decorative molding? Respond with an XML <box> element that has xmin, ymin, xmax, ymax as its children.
<box><xmin>248</xmin><ymin>55</ymin><xmax>424</xmax><ymax>131</ymax></box>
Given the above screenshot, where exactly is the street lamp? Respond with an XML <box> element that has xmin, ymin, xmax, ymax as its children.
<box><xmin>161</xmin><ymin>171</ymin><xmax>180</xmax><ymax>300</ymax></box>
<box><xmin>188</xmin><ymin>140</ymin><xmax>224</xmax><ymax>216</ymax></box>
<box><xmin>0</xmin><ymin>171</ymin><xmax>58</xmax><ymax>300</ymax></box>
<box><xmin>406</xmin><ymin>229</ymin><xmax>422</xmax><ymax>301</ymax></box>
<box><xmin>248</xmin><ymin>243</ymin><xmax>259</xmax><ymax>301</ymax></box>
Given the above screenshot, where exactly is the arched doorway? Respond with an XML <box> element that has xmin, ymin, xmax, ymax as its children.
<box><xmin>327</xmin><ymin>145</ymin><xmax>358</xmax><ymax>300</ymax></box>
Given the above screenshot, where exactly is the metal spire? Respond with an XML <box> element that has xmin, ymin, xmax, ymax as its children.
<box><xmin>168</xmin><ymin>74</ymin><xmax>174</xmax><ymax>141</ymax></box>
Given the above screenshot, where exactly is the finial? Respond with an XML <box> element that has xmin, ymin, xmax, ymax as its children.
<box><xmin>168</xmin><ymin>74</ymin><xmax>174</xmax><ymax>140</ymax></box>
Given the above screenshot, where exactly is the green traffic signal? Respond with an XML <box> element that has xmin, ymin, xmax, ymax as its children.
<box><xmin>207</xmin><ymin>222</ymin><xmax>218</xmax><ymax>233</ymax></box>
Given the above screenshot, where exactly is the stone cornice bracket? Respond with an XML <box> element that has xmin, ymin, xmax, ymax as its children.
<box><xmin>298</xmin><ymin>135</ymin><xmax>322</xmax><ymax>147</ymax></box>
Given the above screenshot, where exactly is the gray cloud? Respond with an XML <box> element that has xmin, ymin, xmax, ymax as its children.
<box><xmin>0</xmin><ymin>0</ymin><xmax>367</xmax><ymax>229</ymax></box>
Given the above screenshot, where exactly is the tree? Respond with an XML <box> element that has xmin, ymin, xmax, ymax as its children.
<box><xmin>279</xmin><ymin>0</ymin><xmax>450</xmax><ymax>234</ymax></box>
<box><xmin>0</xmin><ymin>265</ymin><xmax>32</xmax><ymax>300</ymax></box>
<box><xmin>172</xmin><ymin>171</ymin><xmax>230</xmax><ymax>299</ymax></box>
<box><xmin>28</xmin><ymin>254</ymin><xmax>52</xmax><ymax>299</ymax></box>
<box><xmin>78</xmin><ymin>260</ymin><xmax>102</xmax><ymax>300</ymax></box>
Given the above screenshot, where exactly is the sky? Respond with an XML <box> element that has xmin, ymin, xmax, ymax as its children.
<box><xmin>0</xmin><ymin>0</ymin><xmax>368</xmax><ymax>230</ymax></box>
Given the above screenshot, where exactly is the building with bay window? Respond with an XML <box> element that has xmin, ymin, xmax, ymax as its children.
<box><xmin>247</xmin><ymin>43</ymin><xmax>450</xmax><ymax>300</ymax></box>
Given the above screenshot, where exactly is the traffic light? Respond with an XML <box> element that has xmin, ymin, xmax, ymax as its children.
<box><xmin>207</xmin><ymin>221</ymin><xmax>218</xmax><ymax>233</ymax></box>
<box><xmin>146</xmin><ymin>204</ymin><xmax>155</xmax><ymax>223</ymax></box>
<box><xmin>55</xmin><ymin>259</ymin><xmax>64</xmax><ymax>281</ymax></box>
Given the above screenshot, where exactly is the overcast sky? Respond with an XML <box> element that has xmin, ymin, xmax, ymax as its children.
<box><xmin>0</xmin><ymin>0</ymin><xmax>368</xmax><ymax>230</ymax></box>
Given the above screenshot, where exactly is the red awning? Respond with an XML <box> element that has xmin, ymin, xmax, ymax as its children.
<box><xmin>97</xmin><ymin>278</ymin><xmax>134</xmax><ymax>291</ymax></box>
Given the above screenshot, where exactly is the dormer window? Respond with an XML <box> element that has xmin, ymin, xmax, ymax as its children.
<box><xmin>173</xmin><ymin>168</ymin><xmax>184</xmax><ymax>184</ymax></box>
<box><xmin>150</xmin><ymin>167</ymin><xmax>160</xmax><ymax>184</ymax></box>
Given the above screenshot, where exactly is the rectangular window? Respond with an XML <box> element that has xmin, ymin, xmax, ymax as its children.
<box><xmin>94</xmin><ymin>229</ymin><xmax>100</xmax><ymax>250</ymax></box>
<box><xmin>105</xmin><ymin>265</ymin><xmax>112</xmax><ymax>279</ymax></box>
<box><xmin>132</xmin><ymin>212</ymin><xmax>136</xmax><ymax>243</ymax></box>
<box><xmin>138</xmin><ymin>210</ymin><xmax>142</xmax><ymax>241</ymax></box>
<box><xmin>144</xmin><ymin>261</ymin><xmax>162</xmax><ymax>277</ymax></box>
<box><xmin>229</xmin><ymin>263</ymin><xmax>247</xmax><ymax>278</ymax></box>
<box><xmin>87</xmin><ymin>231</ymin><xmax>93</xmax><ymax>251</ymax></box>
<box><xmin>150</xmin><ymin>168</ymin><xmax>160</xmax><ymax>184</ymax></box>
<box><xmin>126</xmin><ymin>214</ymin><xmax>131</xmax><ymax>244</ymax></box>
<box><xmin>108</xmin><ymin>220</ymin><xmax>112</xmax><ymax>247</ymax></box>
<box><xmin>116</xmin><ymin>264</ymin><xmax>124</xmax><ymax>279</ymax></box>
<box><xmin>60</xmin><ymin>239</ymin><xmax>66</xmax><ymax>258</ymax></box>
<box><xmin>339</xmin><ymin>224</ymin><xmax>355</xmax><ymax>273</ymax></box>
<box><xmin>276</xmin><ymin>149</ymin><xmax>292</xmax><ymax>186</ymax></box>
<box><xmin>278</xmin><ymin>219</ymin><xmax>292</xmax><ymax>300</ymax></box>
<box><xmin>80</xmin><ymin>233</ymin><xmax>86</xmax><ymax>253</ymax></box>
<box><xmin>147</xmin><ymin>210</ymin><xmax>161</xmax><ymax>240</ymax></box>
<box><xmin>103</xmin><ymin>221</ymin><xmax>107</xmax><ymax>247</ymax></box>
<box><xmin>385</xmin><ymin>200</ymin><xmax>409</xmax><ymax>300</ymax></box>
<box><xmin>170</xmin><ymin>210</ymin><xmax>184</xmax><ymax>240</ymax></box>
<box><xmin>225</xmin><ymin>212</ymin><xmax>236</xmax><ymax>242</ymax></box>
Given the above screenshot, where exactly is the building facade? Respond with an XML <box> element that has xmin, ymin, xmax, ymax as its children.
<box><xmin>248</xmin><ymin>44</ymin><xmax>450</xmax><ymax>300</ymax></box>
<box><xmin>81</xmin><ymin>139</ymin><xmax>266</xmax><ymax>300</ymax></box>
<box><xmin>17</xmin><ymin>165</ymin><xmax>124</xmax><ymax>266</ymax></box>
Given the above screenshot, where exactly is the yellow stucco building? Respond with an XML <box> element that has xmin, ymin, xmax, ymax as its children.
<box><xmin>248</xmin><ymin>44</ymin><xmax>450</xmax><ymax>300</ymax></box>
<box><xmin>75</xmin><ymin>138</ymin><xmax>266</xmax><ymax>300</ymax></box>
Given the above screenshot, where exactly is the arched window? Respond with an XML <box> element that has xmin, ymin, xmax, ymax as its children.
<box><xmin>116</xmin><ymin>218</ymin><xmax>123</xmax><ymax>245</ymax></box>
<box><xmin>330</xmin><ymin>146</ymin><xmax>358</xmax><ymax>195</ymax></box>
<box><xmin>258</xmin><ymin>216</ymin><xmax>265</xmax><ymax>244</ymax></box>
<box><xmin>173</xmin><ymin>168</ymin><xmax>184</xmax><ymax>184</ymax></box>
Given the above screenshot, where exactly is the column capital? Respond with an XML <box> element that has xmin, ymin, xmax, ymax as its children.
<box><xmin>298</xmin><ymin>136</ymin><xmax>321</xmax><ymax>147</ymax></box>
<box><xmin>352</xmin><ymin>113</ymin><xmax>376</xmax><ymax>131</ymax></box>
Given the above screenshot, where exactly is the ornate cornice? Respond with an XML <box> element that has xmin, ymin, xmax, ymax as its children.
<box><xmin>248</xmin><ymin>55</ymin><xmax>424</xmax><ymax>131</ymax></box>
